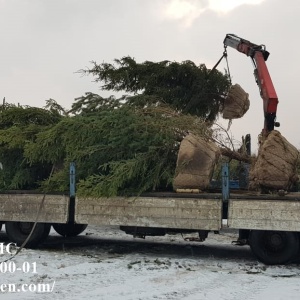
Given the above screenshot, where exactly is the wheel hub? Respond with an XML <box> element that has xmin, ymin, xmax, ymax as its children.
<box><xmin>270</xmin><ymin>233</ymin><xmax>283</xmax><ymax>247</ymax></box>
<box><xmin>265</xmin><ymin>232</ymin><xmax>285</xmax><ymax>252</ymax></box>
<box><xmin>18</xmin><ymin>222</ymin><xmax>33</xmax><ymax>234</ymax></box>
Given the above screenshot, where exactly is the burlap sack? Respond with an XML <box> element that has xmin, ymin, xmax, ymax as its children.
<box><xmin>173</xmin><ymin>134</ymin><xmax>220</xmax><ymax>190</ymax></box>
<box><xmin>222</xmin><ymin>84</ymin><xmax>250</xmax><ymax>119</ymax></box>
<box><xmin>249</xmin><ymin>130</ymin><xmax>299</xmax><ymax>190</ymax></box>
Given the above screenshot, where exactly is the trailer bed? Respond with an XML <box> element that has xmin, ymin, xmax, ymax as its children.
<box><xmin>75</xmin><ymin>194</ymin><xmax>223</xmax><ymax>231</ymax></box>
<box><xmin>0</xmin><ymin>193</ymin><xmax>69</xmax><ymax>223</ymax></box>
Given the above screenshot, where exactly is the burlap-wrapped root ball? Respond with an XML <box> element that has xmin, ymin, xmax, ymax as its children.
<box><xmin>249</xmin><ymin>130</ymin><xmax>299</xmax><ymax>190</ymax></box>
<box><xmin>173</xmin><ymin>134</ymin><xmax>220</xmax><ymax>190</ymax></box>
<box><xmin>222</xmin><ymin>84</ymin><xmax>250</xmax><ymax>119</ymax></box>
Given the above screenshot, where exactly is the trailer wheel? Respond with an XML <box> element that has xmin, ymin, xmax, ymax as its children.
<box><xmin>5</xmin><ymin>222</ymin><xmax>51</xmax><ymax>248</ymax></box>
<box><xmin>41</xmin><ymin>223</ymin><xmax>52</xmax><ymax>240</ymax></box>
<box><xmin>249</xmin><ymin>230</ymin><xmax>299</xmax><ymax>265</ymax></box>
<box><xmin>52</xmin><ymin>223</ymin><xmax>87</xmax><ymax>237</ymax></box>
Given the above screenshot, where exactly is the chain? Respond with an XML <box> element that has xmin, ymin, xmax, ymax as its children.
<box><xmin>209</xmin><ymin>45</ymin><xmax>232</xmax><ymax>86</ymax></box>
<box><xmin>223</xmin><ymin>46</ymin><xmax>232</xmax><ymax>85</ymax></box>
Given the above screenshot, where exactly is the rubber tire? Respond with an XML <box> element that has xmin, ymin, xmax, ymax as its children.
<box><xmin>41</xmin><ymin>223</ymin><xmax>52</xmax><ymax>240</ymax></box>
<box><xmin>52</xmin><ymin>223</ymin><xmax>88</xmax><ymax>237</ymax></box>
<box><xmin>297</xmin><ymin>233</ymin><xmax>300</xmax><ymax>262</ymax></box>
<box><xmin>5</xmin><ymin>222</ymin><xmax>51</xmax><ymax>248</ymax></box>
<box><xmin>249</xmin><ymin>230</ymin><xmax>299</xmax><ymax>265</ymax></box>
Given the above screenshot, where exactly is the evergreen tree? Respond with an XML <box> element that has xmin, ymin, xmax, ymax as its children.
<box><xmin>81</xmin><ymin>56</ymin><xmax>230</xmax><ymax>121</ymax></box>
<box><xmin>24</xmin><ymin>95</ymin><xmax>210</xmax><ymax>195</ymax></box>
<box><xmin>0</xmin><ymin>102</ymin><xmax>62</xmax><ymax>190</ymax></box>
<box><xmin>0</xmin><ymin>57</ymin><xmax>230</xmax><ymax>195</ymax></box>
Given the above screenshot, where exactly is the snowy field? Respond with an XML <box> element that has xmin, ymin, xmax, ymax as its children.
<box><xmin>0</xmin><ymin>225</ymin><xmax>300</xmax><ymax>300</ymax></box>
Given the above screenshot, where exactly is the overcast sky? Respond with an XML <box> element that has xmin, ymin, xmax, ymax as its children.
<box><xmin>1</xmin><ymin>0</ymin><xmax>299</xmax><ymax>152</ymax></box>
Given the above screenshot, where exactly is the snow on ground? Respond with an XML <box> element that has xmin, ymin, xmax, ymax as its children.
<box><xmin>0</xmin><ymin>226</ymin><xmax>300</xmax><ymax>300</ymax></box>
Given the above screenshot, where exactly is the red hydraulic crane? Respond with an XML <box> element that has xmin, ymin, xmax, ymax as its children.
<box><xmin>223</xmin><ymin>34</ymin><xmax>280</xmax><ymax>135</ymax></box>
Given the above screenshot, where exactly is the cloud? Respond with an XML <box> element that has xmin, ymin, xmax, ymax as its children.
<box><xmin>208</xmin><ymin>0</ymin><xmax>265</xmax><ymax>13</ymax></box>
<box><xmin>163</xmin><ymin>0</ymin><xmax>266</xmax><ymax>27</ymax></box>
<box><xmin>164</xmin><ymin>0</ymin><xmax>207</xmax><ymax>27</ymax></box>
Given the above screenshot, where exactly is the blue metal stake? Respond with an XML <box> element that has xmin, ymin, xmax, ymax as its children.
<box><xmin>70</xmin><ymin>162</ymin><xmax>76</xmax><ymax>198</ymax></box>
<box><xmin>222</xmin><ymin>162</ymin><xmax>230</xmax><ymax>201</ymax></box>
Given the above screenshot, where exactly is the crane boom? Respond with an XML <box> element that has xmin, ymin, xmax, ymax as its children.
<box><xmin>223</xmin><ymin>34</ymin><xmax>279</xmax><ymax>134</ymax></box>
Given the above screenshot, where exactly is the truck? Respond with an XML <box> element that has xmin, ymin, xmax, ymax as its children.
<box><xmin>0</xmin><ymin>34</ymin><xmax>299</xmax><ymax>265</ymax></box>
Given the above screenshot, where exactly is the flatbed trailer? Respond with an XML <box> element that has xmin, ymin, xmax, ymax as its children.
<box><xmin>1</xmin><ymin>190</ymin><xmax>300</xmax><ymax>265</ymax></box>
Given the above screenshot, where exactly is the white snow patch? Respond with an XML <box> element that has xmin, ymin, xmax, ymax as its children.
<box><xmin>0</xmin><ymin>226</ymin><xmax>299</xmax><ymax>300</ymax></box>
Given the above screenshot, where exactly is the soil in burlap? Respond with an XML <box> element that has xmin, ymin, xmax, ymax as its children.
<box><xmin>249</xmin><ymin>130</ymin><xmax>299</xmax><ymax>190</ymax></box>
<box><xmin>222</xmin><ymin>84</ymin><xmax>250</xmax><ymax>119</ymax></box>
<box><xmin>173</xmin><ymin>134</ymin><xmax>220</xmax><ymax>190</ymax></box>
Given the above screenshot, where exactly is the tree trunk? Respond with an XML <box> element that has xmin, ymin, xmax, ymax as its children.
<box><xmin>220</xmin><ymin>147</ymin><xmax>253</xmax><ymax>163</ymax></box>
